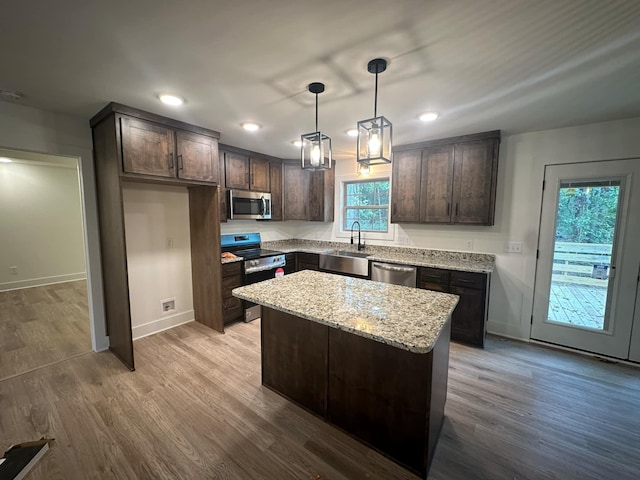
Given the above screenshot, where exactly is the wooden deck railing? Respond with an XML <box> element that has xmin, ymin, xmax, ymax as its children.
<box><xmin>552</xmin><ymin>242</ymin><xmax>611</xmax><ymax>287</ymax></box>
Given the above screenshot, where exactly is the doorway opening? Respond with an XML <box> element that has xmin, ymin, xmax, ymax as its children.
<box><xmin>531</xmin><ymin>159</ymin><xmax>640</xmax><ymax>361</ymax></box>
<box><xmin>0</xmin><ymin>148</ymin><xmax>91</xmax><ymax>379</ymax></box>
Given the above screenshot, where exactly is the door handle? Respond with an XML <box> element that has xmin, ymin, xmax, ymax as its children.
<box><xmin>447</xmin><ymin>202</ymin><xmax>450</xmax><ymax>216</ymax></box>
<box><xmin>373</xmin><ymin>263</ymin><xmax>415</xmax><ymax>273</ymax></box>
<box><xmin>169</xmin><ymin>152</ymin><xmax>174</xmax><ymax>169</ymax></box>
<box><xmin>178</xmin><ymin>154</ymin><xmax>184</xmax><ymax>170</ymax></box>
<box><xmin>260</xmin><ymin>196</ymin><xmax>266</xmax><ymax>216</ymax></box>
<box><xmin>455</xmin><ymin>202</ymin><xmax>459</xmax><ymax>217</ymax></box>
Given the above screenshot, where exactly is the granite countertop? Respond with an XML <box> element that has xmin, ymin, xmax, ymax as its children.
<box><xmin>262</xmin><ymin>239</ymin><xmax>495</xmax><ymax>273</ymax></box>
<box><xmin>233</xmin><ymin>270</ymin><xmax>459</xmax><ymax>353</ymax></box>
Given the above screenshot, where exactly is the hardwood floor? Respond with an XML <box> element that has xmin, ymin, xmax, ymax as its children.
<box><xmin>1</xmin><ymin>319</ymin><xmax>638</xmax><ymax>479</ymax></box>
<box><xmin>0</xmin><ymin>280</ymin><xmax>91</xmax><ymax>380</ymax></box>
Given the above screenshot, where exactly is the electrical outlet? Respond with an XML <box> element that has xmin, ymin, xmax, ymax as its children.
<box><xmin>166</xmin><ymin>238</ymin><xmax>174</xmax><ymax>248</ymax></box>
<box><xmin>506</xmin><ymin>242</ymin><xmax>523</xmax><ymax>254</ymax></box>
<box><xmin>161</xmin><ymin>299</ymin><xmax>176</xmax><ymax>313</ymax></box>
<box><xmin>397</xmin><ymin>234</ymin><xmax>409</xmax><ymax>245</ymax></box>
<box><xmin>465</xmin><ymin>239</ymin><xmax>474</xmax><ymax>250</ymax></box>
<box><xmin>9</xmin><ymin>266</ymin><xmax>18</xmax><ymax>275</ymax></box>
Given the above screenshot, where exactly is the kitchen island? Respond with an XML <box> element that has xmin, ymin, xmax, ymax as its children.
<box><xmin>233</xmin><ymin>270</ymin><xmax>459</xmax><ymax>478</ymax></box>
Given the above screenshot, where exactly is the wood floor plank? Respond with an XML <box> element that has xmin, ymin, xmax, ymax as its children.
<box><xmin>1</xmin><ymin>318</ymin><xmax>639</xmax><ymax>479</ymax></box>
<box><xmin>0</xmin><ymin>280</ymin><xmax>91</xmax><ymax>380</ymax></box>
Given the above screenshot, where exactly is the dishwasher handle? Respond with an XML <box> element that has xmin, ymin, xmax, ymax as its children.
<box><xmin>372</xmin><ymin>263</ymin><xmax>416</xmax><ymax>273</ymax></box>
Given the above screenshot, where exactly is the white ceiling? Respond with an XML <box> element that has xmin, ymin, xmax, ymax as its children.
<box><xmin>2</xmin><ymin>0</ymin><xmax>640</xmax><ymax>161</ymax></box>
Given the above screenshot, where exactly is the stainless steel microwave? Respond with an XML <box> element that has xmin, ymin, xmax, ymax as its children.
<box><xmin>228</xmin><ymin>190</ymin><xmax>272</xmax><ymax>220</ymax></box>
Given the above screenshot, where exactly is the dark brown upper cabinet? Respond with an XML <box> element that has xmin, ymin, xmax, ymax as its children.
<box><xmin>224</xmin><ymin>151</ymin><xmax>250</xmax><ymax>189</ymax></box>
<box><xmin>269</xmin><ymin>161</ymin><xmax>283</xmax><ymax>221</ymax></box>
<box><xmin>308</xmin><ymin>163</ymin><xmax>334</xmax><ymax>222</ymax></box>
<box><xmin>120</xmin><ymin>116</ymin><xmax>219</xmax><ymax>185</ymax></box>
<box><xmin>175</xmin><ymin>130</ymin><xmax>219</xmax><ymax>183</ymax></box>
<box><xmin>250</xmin><ymin>157</ymin><xmax>270</xmax><ymax>191</ymax></box>
<box><xmin>391</xmin><ymin>131</ymin><xmax>500</xmax><ymax>226</ymax></box>
<box><xmin>223</xmin><ymin>151</ymin><xmax>270</xmax><ymax>191</ymax></box>
<box><xmin>283</xmin><ymin>162</ymin><xmax>309</xmax><ymax>221</ymax></box>
<box><xmin>282</xmin><ymin>161</ymin><xmax>334</xmax><ymax>222</ymax></box>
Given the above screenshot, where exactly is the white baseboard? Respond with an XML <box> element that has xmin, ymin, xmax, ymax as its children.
<box><xmin>0</xmin><ymin>272</ymin><xmax>87</xmax><ymax>292</ymax></box>
<box><xmin>132</xmin><ymin>310</ymin><xmax>194</xmax><ymax>340</ymax></box>
<box><xmin>486</xmin><ymin>319</ymin><xmax>530</xmax><ymax>341</ymax></box>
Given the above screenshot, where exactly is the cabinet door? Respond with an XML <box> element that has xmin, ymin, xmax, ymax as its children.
<box><xmin>269</xmin><ymin>161</ymin><xmax>283</xmax><ymax>221</ymax></box>
<box><xmin>225</xmin><ymin>152</ymin><xmax>250</xmax><ymax>190</ymax></box>
<box><xmin>308</xmin><ymin>165</ymin><xmax>335</xmax><ymax>222</ymax></box>
<box><xmin>283</xmin><ymin>163</ymin><xmax>309</xmax><ymax>220</ymax></box>
<box><xmin>250</xmin><ymin>157</ymin><xmax>270</xmax><ymax>191</ymax></box>
<box><xmin>391</xmin><ymin>149</ymin><xmax>422</xmax><ymax>223</ymax></box>
<box><xmin>420</xmin><ymin>145</ymin><xmax>455</xmax><ymax>223</ymax></box>
<box><xmin>452</xmin><ymin>140</ymin><xmax>498</xmax><ymax>225</ymax></box>
<box><xmin>449</xmin><ymin>285</ymin><xmax>486</xmax><ymax>347</ymax></box>
<box><xmin>120</xmin><ymin>117</ymin><xmax>174</xmax><ymax>178</ymax></box>
<box><xmin>176</xmin><ymin>130</ymin><xmax>219</xmax><ymax>183</ymax></box>
<box><xmin>219</xmin><ymin>153</ymin><xmax>227</xmax><ymax>222</ymax></box>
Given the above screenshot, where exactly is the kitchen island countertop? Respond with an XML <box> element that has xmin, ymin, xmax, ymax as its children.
<box><xmin>233</xmin><ymin>270</ymin><xmax>459</xmax><ymax>353</ymax></box>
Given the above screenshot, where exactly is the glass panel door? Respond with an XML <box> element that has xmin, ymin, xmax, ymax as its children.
<box><xmin>548</xmin><ymin>180</ymin><xmax>620</xmax><ymax>331</ymax></box>
<box><xmin>531</xmin><ymin>160</ymin><xmax>640</xmax><ymax>360</ymax></box>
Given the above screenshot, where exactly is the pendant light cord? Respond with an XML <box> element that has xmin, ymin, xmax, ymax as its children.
<box><xmin>373</xmin><ymin>71</ymin><xmax>378</xmax><ymax>118</ymax></box>
<box><xmin>315</xmin><ymin>93</ymin><xmax>319</xmax><ymax>131</ymax></box>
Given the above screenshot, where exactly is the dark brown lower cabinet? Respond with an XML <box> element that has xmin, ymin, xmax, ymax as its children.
<box><xmin>221</xmin><ymin>262</ymin><xmax>243</xmax><ymax>325</ymax></box>
<box><xmin>418</xmin><ymin>267</ymin><xmax>489</xmax><ymax>347</ymax></box>
<box><xmin>283</xmin><ymin>253</ymin><xmax>296</xmax><ymax>274</ymax></box>
<box><xmin>261</xmin><ymin>307</ymin><xmax>451</xmax><ymax>479</ymax></box>
<box><xmin>296</xmin><ymin>252</ymin><xmax>319</xmax><ymax>271</ymax></box>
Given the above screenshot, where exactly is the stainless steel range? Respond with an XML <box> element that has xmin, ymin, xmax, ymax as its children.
<box><xmin>221</xmin><ymin>232</ymin><xmax>286</xmax><ymax>322</ymax></box>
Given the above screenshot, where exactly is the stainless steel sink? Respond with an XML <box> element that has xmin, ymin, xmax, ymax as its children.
<box><xmin>332</xmin><ymin>250</ymin><xmax>370</xmax><ymax>258</ymax></box>
<box><xmin>319</xmin><ymin>249</ymin><xmax>370</xmax><ymax>277</ymax></box>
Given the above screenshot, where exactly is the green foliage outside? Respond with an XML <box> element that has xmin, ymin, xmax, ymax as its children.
<box><xmin>555</xmin><ymin>185</ymin><xmax>619</xmax><ymax>243</ymax></box>
<box><xmin>344</xmin><ymin>179</ymin><xmax>389</xmax><ymax>232</ymax></box>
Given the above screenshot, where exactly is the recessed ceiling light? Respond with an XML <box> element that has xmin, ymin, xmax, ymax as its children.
<box><xmin>292</xmin><ymin>140</ymin><xmax>303</xmax><ymax>148</ymax></box>
<box><xmin>158</xmin><ymin>94</ymin><xmax>185</xmax><ymax>106</ymax></box>
<box><xmin>346</xmin><ymin>128</ymin><xmax>358</xmax><ymax>137</ymax></box>
<box><xmin>242</xmin><ymin>122</ymin><xmax>262</xmax><ymax>132</ymax></box>
<box><xmin>0</xmin><ymin>157</ymin><xmax>13</xmax><ymax>163</ymax></box>
<box><xmin>419</xmin><ymin>112</ymin><xmax>439</xmax><ymax>122</ymax></box>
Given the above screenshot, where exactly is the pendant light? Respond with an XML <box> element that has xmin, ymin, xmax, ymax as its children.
<box><xmin>357</xmin><ymin>58</ymin><xmax>392</xmax><ymax>166</ymax></box>
<box><xmin>301</xmin><ymin>82</ymin><xmax>332</xmax><ymax>170</ymax></box>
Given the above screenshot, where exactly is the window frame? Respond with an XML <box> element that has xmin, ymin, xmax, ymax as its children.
<box><xmin>335</xmin><ymin>173</ymin><xmax>395</xmax><ymax>241</ymax></box>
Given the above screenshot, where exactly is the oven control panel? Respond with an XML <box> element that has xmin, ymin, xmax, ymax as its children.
<box><xmin>244</xmin><ymin>255</ymin><xmax>286</xmax><ymax>274</ymax></box>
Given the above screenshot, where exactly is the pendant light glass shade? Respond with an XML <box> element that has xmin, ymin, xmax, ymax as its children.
<box><xmin>357</xmin><ymin>58</ymin><xmax>392</xmax><ymax>166</ymax></box>
<box><xmin>301</xmin><ymin>82</ymin><xmax>332</xmax><ymax>171</ymax></box>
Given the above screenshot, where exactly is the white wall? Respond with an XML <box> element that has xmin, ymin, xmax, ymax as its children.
<box><xmin>122</xmin><ymin>183</ymin><xmax>195</xmax><ymax>339</ymax></box>
<box><xmin>220</xmin><ymin>219</ymin><xmax>300</xmax><ymax>240</ymax></box>
<box><xmin>0</xmin><ymin>158</ymin><xmax>86</xmax><ymax>289</ymax></box>
<box><xmin>0</xmin><ymin>101</ymin><xmax>107</xmax><ymax>351</ymax></box>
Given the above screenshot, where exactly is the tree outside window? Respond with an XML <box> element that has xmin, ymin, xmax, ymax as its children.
<box><xmin>343</xmin><ymin>179</ymin><xmax>390</xmax><ymax>232</ymax></box>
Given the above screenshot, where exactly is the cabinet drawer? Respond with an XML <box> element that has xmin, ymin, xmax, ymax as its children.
<box><xmin>297</xmin><ymin>253</ymin><xmax>319</xmax><ymax>267</ymax></box>
<box><xmin>418</xmin><ymin>281</ymin><xmax>450</xmax><ymax>293</ymax></box>
<box><xmin>222</xmin><ymin>275</ymin><xmax>243</xmax><ymax>298</ymax></box>
<box><xmin>222</xmin><ymin>261</ymin><xmax>242</xmax><ymax>277</ymax></box>
<box><xmin>419</xmin><ymin>267</ymin><xmax>450</xmax><ymax>285</ymax></box>
<box><xmin>450</xmin><ymin>271</ymin><xmax>485</xmax><ymax>290</ymax></box>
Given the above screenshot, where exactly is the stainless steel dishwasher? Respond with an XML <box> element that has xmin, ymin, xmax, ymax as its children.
<box><xmin>370</xmin><ymin>262</ymin><xmax>417</xmax><ymax>287</ymax></box>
